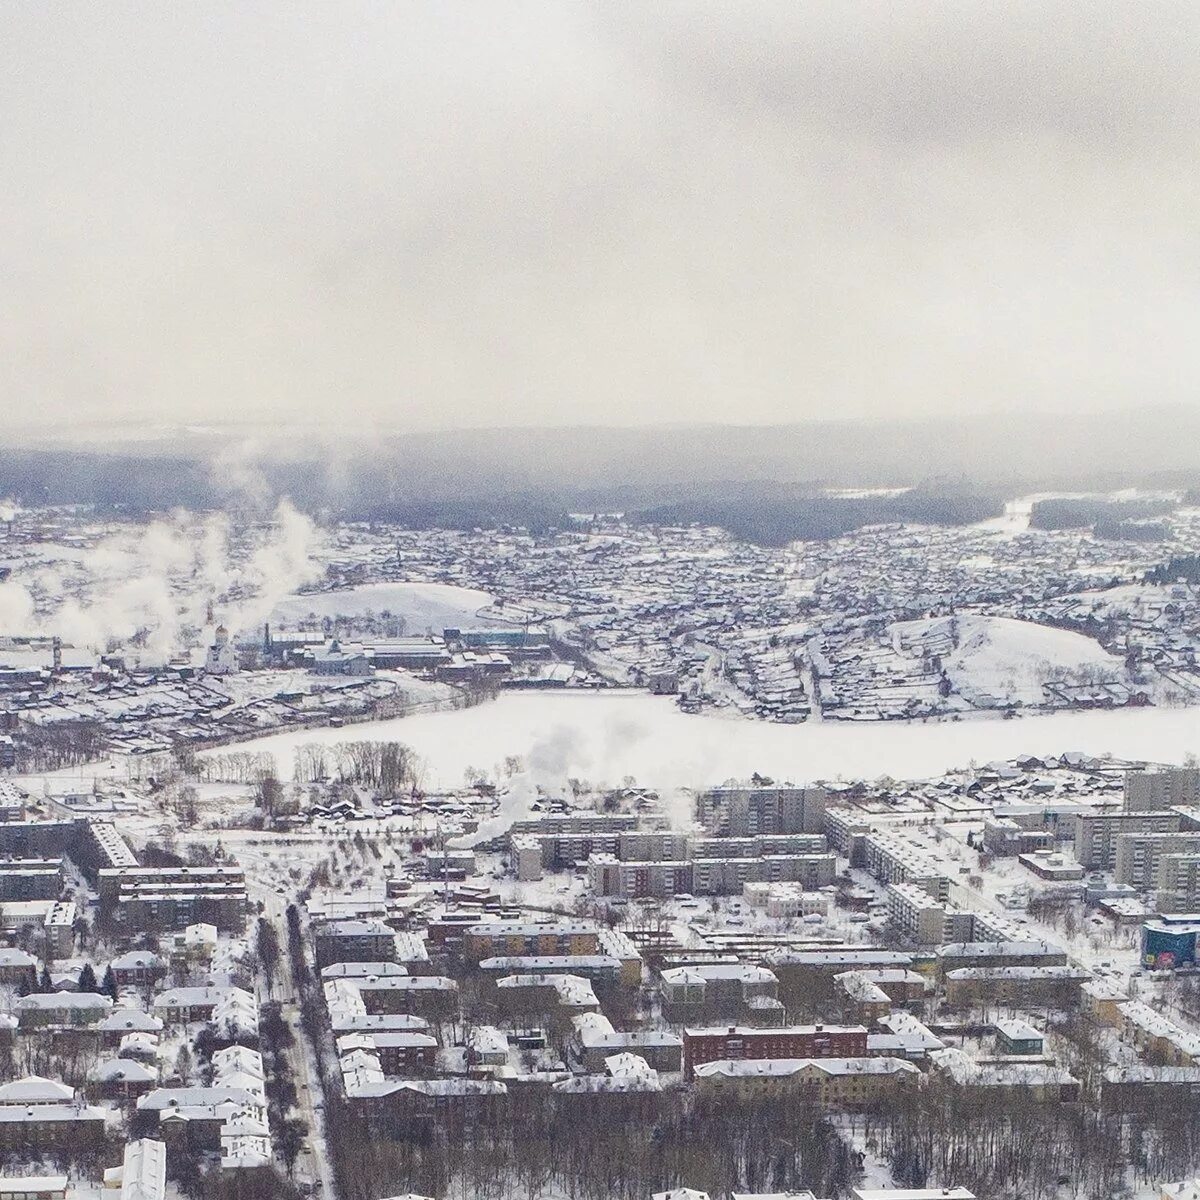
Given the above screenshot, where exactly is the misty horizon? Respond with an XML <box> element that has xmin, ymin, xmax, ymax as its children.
<box><xmin>4</xmin><ymin>2</ymin><xmax>1200</xmax><ymax>435</ymax></box>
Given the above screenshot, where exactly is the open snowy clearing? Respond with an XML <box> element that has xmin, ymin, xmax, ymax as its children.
<box><xmin>891</xmin><ymin>614</ymin><xmax>1126</xmax><ymax>705</ymax></box>
<box><xmin>269</xmin><ymin>581</ymin><xmax>498</xmax><ymax>631</ymax></box>
<box><xmin>207</xmin><ymin>689</ymin><xmax>1200</xmax><ymax>789</ymax></box>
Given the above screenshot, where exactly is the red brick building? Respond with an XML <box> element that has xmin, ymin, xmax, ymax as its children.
<box><xmin>682</xmin><ymin>1024</ymin><xmax>868</xmax><ymax>1078</ymax></box>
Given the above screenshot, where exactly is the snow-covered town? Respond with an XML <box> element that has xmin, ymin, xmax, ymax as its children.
<box><xmin>6</xmin><ymin>496</ymin><xmax>1200</xmax><ymax>1198</ymax></box>
<box><xmin>6</xmin><ymin>743</ymin><xmax>1200</xmax><ymax>1200</ymax></box>
<box><xmin>7</xmin><ymin>494</ymin><xmax>1200</xmax><ymax>780</ymax></box>
<box><xmin>7</xmin><ymin>2</ymin><xmax>1200</xmax><ymax>1197</ymax></box>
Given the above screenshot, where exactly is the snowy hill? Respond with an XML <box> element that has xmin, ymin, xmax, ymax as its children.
<box><xmin>891</xmin><ymin>614</ymin><xmax>1126</xmax><ymax>707</ymax></box>
<box><xmin>269</xmin><ymin>582</ymin><xmax>497</xmax><ymax>633</ymax></box>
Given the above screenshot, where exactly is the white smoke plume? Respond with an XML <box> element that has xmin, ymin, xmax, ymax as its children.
<box><xmin>451</xmin><ymin>724</ymin><xmax>593</xmax><ymax>849</ymax></box>
<box><xmin>0</xmin><ymin>581</ymin><xmax>36</xmax><ymax>631</ymax></box>
<box><xmin>449</xmin><ymin>710</ymin><xmax>711</xmax><ymax>846</ymax></box>
<box><xmin>208</xmin><ymin>440</ymin><xmax>274</xmax><ymax>515</ymax></box>
<box><xmin>225</xmin><ymin>499</ymin><xmax>322</xmax><ymax>633</ymax></box>
<box><xmin>0</xmin><ymin>500</ymin><xmax>322</xmax><ymax>664</ymax></box>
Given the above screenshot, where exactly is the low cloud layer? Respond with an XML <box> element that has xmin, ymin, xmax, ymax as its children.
<box><xmin>2</xmin><ymin>2</ymin><xmax>1196</xmax><ymax>433</ymax></box>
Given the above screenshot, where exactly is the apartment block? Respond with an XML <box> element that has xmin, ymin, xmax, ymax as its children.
<box><xmin>697</xmin><ymin>786</ymin><xmax>828</xmax><ymax>836</ymax></box>
<box><xmin>691</xmin><ymin>833</ymin><xmax>828</xmax><ymax>858</ymax></box>
<box><xmin>1155</xmin><ymin>852</ymin><xmax>1200</xmax><ymax>912</ymax></box>
<box><xmin>511</xmin><ymin>835</ymin><xmax>543</xmax><ymax>882</ymax></box>
<box><xmin>886</xmin><ymin>882</ymin><xmax>972</xmax><ymax>946</ymax></box>
<box><xmin>1073</xmin><ymin>811</ymin><xmax>1180</xmax><ymax>870</ymax></box>
<box><xmin>692</xmin><ymin>852</ymin><xmax>836</xmax><ymax>895</ymax></box>
<box><xmin>863</xmin><ymin>832</ymin><xmax>950</xmax><ymax>902</ymax></box>
<box><xmin>937</xmin><ymin>940</ymin><xmax>1068</xmax><ymax>975</ymax></box>
<box><xmin>587</xmin><ymin>854</ymin><xmax>693</xmax><ymax>899</ymax></box>
<box><xmin>503</xmin><ymin>813</ymin><xmax>639</xmax><ymax>867</ymax></box>
<box><xmin>0</xmin><ymin>857</ymin><xmax>62</xmax><ymax>901</ymax></box>
<box><xmin>99</xmin><ymin>865</ymin><xmax>248</xmax><ymax>932</ymax></box>
<box><xmin>823</xmin><ymin>809</ymin><xmax>872</xmax><ymax>860</ymax></box>
<box><xmin>315</xmin><ymin>919</ymin><xmax>397</xmax><ymax>968</ymax></box>
<box><xmin>462</xmin><ymin>921</ymin><xmax>600</xmax><ymax>962</ymax></box>
<box><xmin>682</xmin><ymin>1023</ymin><xmax>867</xmax><ymax>1079</ymax></box>
<box><xmin>1114</xmin><ymin>831</ymin><xmax>1200</xmax><ymax>889</ymax></box>
<box><xmin>587</xmin><ymin>847</ymin><xmax>835</xmax><ymax>898</ymax></box>
<box><xmin>617</xmin><ymin>830</ymin><xmax>692</xmax><ymax>862</ymax></box>
<box><xmin>1125</xmin><ymin>767</ymin><xmax>1200</xmax><ymax>812</ymax></box>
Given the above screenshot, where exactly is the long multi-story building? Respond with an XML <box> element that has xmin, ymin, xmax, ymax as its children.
<box><xmin>462</xmin><ymin>921</ymin><xmax>600</xmax><ymax>962</ymax></box>
<box><xmin>863</xmin><ymin>832</ymin><xmax>950</xmax><ymax>902</ymax></box>
<box><xmin>617</xmin><ymin>831</ymin><xmax>692</xmax><ymax>862</ymax></box>
<box><xmin>0</xmin><ymin>818</ymin><xmax>136</xmax><ymax>884</ymax></box>
<box><xmin>587</xmin><ymin>854</ymin><xmax>692</xmax><ymax>899</ymax></box>
<box><xmin>692</xmin><ymin>852</ymin><xmax>836</xmax><ymax>895</ymax></box>
<box><xmin>81</xmin><ymin>821</ymin><xmax>139</xmax><ymax>875</ymax></box>
<box><xmin>0</xmin><ymin>857</ymin><xmax>62</xmax><ymax>900</ymax></box>
<box><xmin>698</xmin><ymin>786</ymin><xmax>827</xmax><ymax>836</ymax></box>
<box><xmin>660</xmin><ymin>964</ymin><xmax>780</xmax><ymax>1021</ymax></box>
<box><xmin>1114</xmin><ymin>831</ymin><xmax>1200</xmax><ymax>889</ymax></box>
<box><xmin>0</xmin><ymin>820</ymin><xmax>76</xmax><ymax>859</ymax></box>
<box><xmin>98</xmin><ymin>864</ymin><xmax>244</xmax><ymax>904</ymax></box>
<box><xmin>944</xmin><ymin>965</ymin><xmax>1090</xmax><ymax>1007</ymax></box>
<box><xmin>823</xmin><ymin>809</ymin><xmax>873</xmax><ymax>859</ymax></box>
<box><xmin>1125</xmin><ymin>767</ymin><xmax>1200</xmax><ymax>812</ymax></box>
<box><xmin>587</xmin><ymin>851</ymin><xmax>835</xmax><ymax>898</ymax></box>
<box><xmin>682</xmin><ymin>1023</ymin><xmax>867</xmax><ymax>1079</ymax></box>
<box><xmin>1073</xmin><ymin>811</ymin><xmax>1180</xmax><ymax>869</ymax></box>
<box><xmin>503</xmin><ymin>814</ymin><xmax>643</xmax><ymax>867</ymax></box>
<box><xmin>315</xmin><ymin>919</ymin><xmax>397</xmax><ymax>968</ymax></box>
<box><xmin>691</xmin><ymin>833</ymin><xmax>827</xmax><ymax>858</ymax></box>
<box><xmin>528</xmin><ymin>822</ymin><xmax>830</xmax><ymax>875</ymax></box>
<box><xmin>99</xmin><ymin>865</ymin><xmax>247</xmax><ymax>932</ymax></box>
<box><xmin>936</xmin><ymin>940</ymin><xmax>1068</xmax><ymax>975</ymax></box>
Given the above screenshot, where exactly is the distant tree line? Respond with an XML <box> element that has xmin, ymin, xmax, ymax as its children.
<box><xmin>1030</xmin><ymin>497</ymin><xmax>1175</xmax><ymax>531</ymax></box>
<box><xmin>0</xmin><ymin>448</ymin><xmax>1001</xmax><ymax>547</ymax></box>
<box><xmin>1093</xmin><ymin>517</ymin><xmax>1169</xmax><ymax>542</ymax></box>
<box><xmin>634</xmin><ymin>485</ymin><xmax>1004</xmax><ymax>547</ymax></box>
<box><xmin>195</xmin><ymin>750</ymin><xmax>276</xmax><ymax>784</ymax></box>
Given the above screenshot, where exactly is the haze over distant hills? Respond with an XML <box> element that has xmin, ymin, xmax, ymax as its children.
<box><xmin>7</xmin><ymin>406</ymin><xmax>1200</xmax><ymax>487</ymax></box>
<box><xmin>3</xmin><ymin>407</ymin><xmax>1198</xmax><ymax>544</ymax></box>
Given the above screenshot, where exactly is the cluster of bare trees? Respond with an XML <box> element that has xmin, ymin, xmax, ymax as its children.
<box><xmin>13</xmin><ymin>717</ymin><xmax>107</xmax><ymax>771</ymax></box>
<box><xmin>291</xmin><ymin>739</ymin><xmax>420</xmax><ymax>795</ymax></box>
<box><xmin>194</xmin><ymin>749</ymin><xmax>275</xmax><ymax>784</ymax></box>
<box><xmin>862</xmin><ymin>1069</ymin><xmax>1200</xmax><ymax>1199</ymax></box>
<box><xmin>325</xmin><ymin>1089</ymin><xmax>862</xmax><ymax>1200</ymax></box>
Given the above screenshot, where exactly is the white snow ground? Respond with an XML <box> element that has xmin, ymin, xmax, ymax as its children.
<box><xmin>269</xmin><ymin>581</ymin><xmax>498</xmax><ymax>632</ymax></box>
<box><xmin>891</xmin><ymin>614</ymin><xmax>1126</xmax><ymax>706</ymax></box>
<box><xmin>205</xmin><ymin>690</ymin><xmax>1200</xmax><ymax>790</ymax></box>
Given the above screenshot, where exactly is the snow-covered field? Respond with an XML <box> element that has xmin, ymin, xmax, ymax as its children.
<box><xmin>268</xmin><ymin>581</ymin><xmax>498</xmax><ymax>632</ymax></box>
<box><xmin>210</xmin><ymin>689</ymin><xmax>1200</xmax><ymax>788</ymax></box>
<box><xmin>892</xmin><ymin>614</ymin><xmax>1125</xmax><ymax>705</ymax></box>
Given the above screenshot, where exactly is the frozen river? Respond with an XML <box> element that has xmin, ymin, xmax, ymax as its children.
<box><xmin>216</xmin><ymin>691</ymin><xmax>1200</xmax><ymax>788</ymax></box>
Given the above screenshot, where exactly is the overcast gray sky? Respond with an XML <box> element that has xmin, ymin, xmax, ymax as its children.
<box><xmin>2</xmin><ymin>2</ymin><xmax>1197</xmax><ymax>434</ymax></box>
